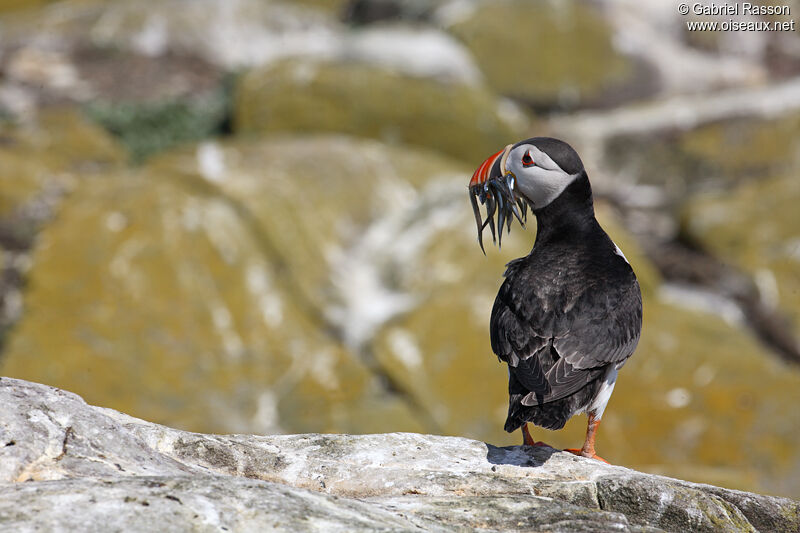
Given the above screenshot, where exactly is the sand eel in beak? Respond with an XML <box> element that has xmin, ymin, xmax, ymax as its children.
<box><xmin>468</xmin><ymin>144</ymin><xmax>528</xmax><ymax>253</ymax></box>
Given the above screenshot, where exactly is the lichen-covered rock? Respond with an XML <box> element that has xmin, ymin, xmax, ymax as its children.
<box><xmin>610</xmin><ymin>297</ymin><xmax>800</xmax><ymax>497</ymax></box>
<box><xmin>0</xmin><ymin>165</ymin><xmax>423</xmax><ymax>437</ymax></box>
<box><xmin>281</xmin><ymin>0</ymin><xmax>352</xmax><ymax>16</ymax></box>
<box><xmin>234</xmin><ymin>60</ymin><xmax>527</xmax><ymax>161</ymax></box>
<box><xmin>0</xmin><ymin>109</ymin><xmax>124</xmax><ymax>345</ymax></box>
<box><xmin>447</xmin><ymin>0</ymin><xmax>638</xmax><ymax>109</ymax></box>
<box><xmin>1</xmin><ymin>378</ymin><xmax>798</xmax><ymax>532</ymax></box>
<box><xmin>603</xmin><ymin>112</ymin><xmax>800</xmax><ymax>199</ymax></box>
<box><xmin>1</xmin><ymin>135</ymin><xmax>476</xmax><ymax>436</ymax></box>
<box><xmin>0</xmin><ymin>0</ymin><xmax>340</xmax><ymax>70</ymax></box>
<box><xmin>1</xmin><ymin>0</ymin><xmax>480</xmax><ymax>109</ymax></box>
<box><xmin>0</xmin><ymin>108</ymin><xmax>124</xmax><ymax>217</ymax></box>
<box><xmin>145</xmin><ymin>136</ymin><xmax>475</xmax><ymax>324</ymax></box>
<box><xmin>682</xmin><ymin>174</ymin><xmax>800</xmax><ymax>335</ymax></box>
<box><xmin>0</xmin><ymin>0</ymin><xmax>52</xmax><ymax>15</ymax></box>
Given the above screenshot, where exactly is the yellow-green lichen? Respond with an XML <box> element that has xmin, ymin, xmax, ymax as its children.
<box><xmin>2</xmin><ymin>135</ymin><xmax>466</xmax><ymax>436</ymax></box>
<box><xmin>0</xmin><ymin>108</ymin><xmax>125</xmax><ymax>217</ymax></box>
<box><xmin>605</xmin><ymin>112</ymin><xmax>800</xmax><ymax>191</ymax></box>
<box><xmin>682</xmin><ymin>174</ymin><xmax>800</xmax><ymax>327</ymax></box>
<box><xmin>0</xmin><ymin>0</ymin><xmax>55</xmax><ymax>14</ymax></box>
<box><xmin>448</xmin><ymin>0</ymin><xmax>633</xmax><ymax>106</ymax></box>
<box><xmin>234</xmin><ymin>60</ymin><xmax>528</xmax><ymax>161</ymax></box>
<box><xmin>289</xmin><ymin>0</ymin><xmax>350</xmax><ymax>14</ymax></box>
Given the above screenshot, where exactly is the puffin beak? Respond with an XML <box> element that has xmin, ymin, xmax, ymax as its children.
<box><xmin>469</xmin><ymin>145</ymin><xmax>510</xmax><ymax>188</ymax></box>
<box><xmin>468</xmin><ymin>145</ymin><xmax>526</xmax><ymax>253</ymax></box>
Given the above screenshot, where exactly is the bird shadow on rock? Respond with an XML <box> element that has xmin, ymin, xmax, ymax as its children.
<box><xmin>485</xmin><ymin>443</ymin><xmax>558</xmax><ymax>468</ymax></box>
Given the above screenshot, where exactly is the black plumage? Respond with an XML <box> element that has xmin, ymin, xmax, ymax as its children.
<box><xmin>471</xmin><ymin>138</ymin><xmax>642</xmax><ymax>458</ymax></box>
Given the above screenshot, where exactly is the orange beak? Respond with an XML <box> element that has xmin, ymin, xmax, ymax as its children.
<box><xmin>469</xmin><ymin>144</ymin><xmax>513</xmax><ymax>188</ymax></box>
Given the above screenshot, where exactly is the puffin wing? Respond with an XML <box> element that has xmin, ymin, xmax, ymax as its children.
<box><xmin>519</xmin><ymin>277</ymin><xmax>642</xmax><ymax>405</ymax></box>
<box><xmin>521</xmin><ymin>358</ymin><xmax>605</xmax><ymax>406</ymax></box>
<box><xmin>553</xmin><ymin>277</ymin><xmax>643</xmax><ymax>370</ymax></box>
<box><xmin>490</xmin><ymin>280</ymin><xmax>551</xmax><ymax>396</ymax></box>
<box><xmin>491</xmin><ymin>266</ymin><xmax>642</xmax><ymax>405</ymax></box>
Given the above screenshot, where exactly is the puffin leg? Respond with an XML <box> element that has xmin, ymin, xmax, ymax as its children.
<box><xmin>522</xmin><ymin>423</ymin><xmax>535</xmax><ymax>445</ymax></box>
<box><xmin>521</xmin><ymin>423</ymin><xmax>550</xmax><ymax>447</ymax></box>
<box><xmin>565</xmin><ymin>413</ymin><xmax>609</xmax><ymax>463</ymax></box>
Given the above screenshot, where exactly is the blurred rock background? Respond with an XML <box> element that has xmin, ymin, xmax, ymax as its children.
<box><xmin>0</xmin><ymin>0</ymin><xmax>799</xmax><ymax>498</ymax></box>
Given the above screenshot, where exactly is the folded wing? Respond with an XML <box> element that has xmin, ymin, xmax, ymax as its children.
<box><xmin>491</xmin><ymin>271</ymin><xmax>642</xmax><ymax>405</ymax></box>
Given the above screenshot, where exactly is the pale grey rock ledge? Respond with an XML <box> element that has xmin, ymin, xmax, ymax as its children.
<box><xmin>0</xmin><ymin>377</ymin><xmax>797</xmax><ymax>533</ymax></box>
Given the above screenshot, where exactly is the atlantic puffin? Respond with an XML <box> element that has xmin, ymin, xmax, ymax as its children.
<box><xmin>468</xmin><ymin>137</ymin><xmax>642</xmax><ymax>461</ymax></box>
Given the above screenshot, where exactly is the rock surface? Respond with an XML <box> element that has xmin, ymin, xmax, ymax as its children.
<box><xmin>234</xmin><ymin>60</ymin><xmax>526</xmax><ymax>160</ymax></box>
<box><xmin>1</xmin><ymin>377</ymin><xmax>798</xmax><ymax>532</ymax></box>
<box><xmin>447</xmin><ymin>0</ymin><xmax>642</xmax><ymax>109</ymax></box>
<box><xmin>0</xmin><ymin>108</ymin><xmax>124</xmax><ymax>218</ymax></box>
<box><xmin>602</xmin><ymin>111</ymin><xmax>800</xmax><ymax>199</ymax></box>
<box><xmin>683</xmin><ymin>174</ymin><xmax>800</xmax><ymax>335</ymax></box>
<box><xmin>0</xmin><ymin>108</ymin><xmax>125</xmax><ymax>349</ymax></box>
<box><xmin>2</xmin><ymin>136</ymin><xmax>467</xmax><ymax>436</ymax></box>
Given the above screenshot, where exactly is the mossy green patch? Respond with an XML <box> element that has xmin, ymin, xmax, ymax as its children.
<box><xmin>84</xmin><ymin>78</ymin><xmax>234</xmax><ymax>163</ymax></box>
<box><xmin>780</xmin><ymin>502</ymin><xmax>800</xmax><ymax>531</ymax></box>
<box><xmin>234</xmin><ymin>60</ymin><xmax>527</xmax><ymax>161</ymax></box>
<box><xmin>711</xmin><ymin>497</ymin><xmax>757</xmax><ymax>533</ymax></box>
<box><xmin>448</xmin><ymin>0</ymin><xmax>633</xmax><ymax>108</ymax></box>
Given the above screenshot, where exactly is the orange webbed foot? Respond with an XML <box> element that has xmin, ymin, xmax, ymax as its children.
<box><xmin>564</xmin><ymin>448</ymin><xmax>609</xmax><ymax>464</ymax></box>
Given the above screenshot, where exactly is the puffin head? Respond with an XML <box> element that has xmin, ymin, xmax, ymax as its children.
<box><xmin>468</xmin><ymin>137</ymin><xmax>587</xmax><ymax>252</ymax></box>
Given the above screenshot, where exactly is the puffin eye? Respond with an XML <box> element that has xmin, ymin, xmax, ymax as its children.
<box><xmin>521</xmin><ymin>150</ymin><xmax>535</xmax><ymax>168</ymax></box>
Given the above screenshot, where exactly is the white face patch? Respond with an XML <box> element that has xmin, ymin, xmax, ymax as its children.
<box><xmin>505</xmin><ymin>144</ymin><xmax>580</xmax><ymax>209</ymax></box>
